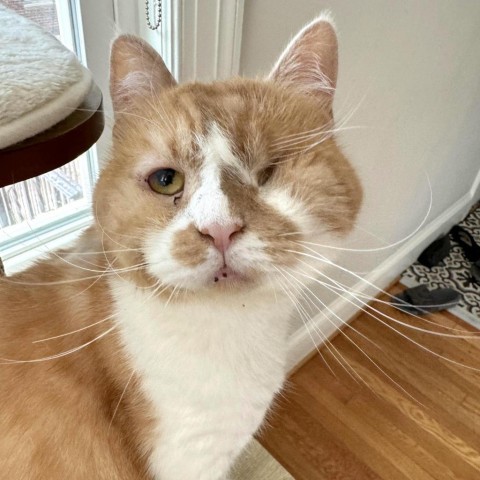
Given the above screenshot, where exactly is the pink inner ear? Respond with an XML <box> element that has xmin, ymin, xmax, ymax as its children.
<box><xmin>269</xmin><ymin>16</ymin><xmax>338</xmax><ymax>101</ymax></box>
<box><xmin>110</xmin><ymin>35</ymin><xmax>177</xmax><ymax>112</ymax></box>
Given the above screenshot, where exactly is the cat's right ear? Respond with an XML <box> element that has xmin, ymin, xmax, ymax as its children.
<box><xmin>110</xmin><ymin>35</ymin><xmax>176</xmax><ymax>113</ymax></box>
<box><xmin>268</xmin><ymin>13</ymin><xmax>338</xmax><ymax>106</ymax></box>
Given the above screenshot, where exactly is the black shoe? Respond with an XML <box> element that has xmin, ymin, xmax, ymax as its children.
<box><xmin>471</xmin><ymin>260</ymin><xmax>480</xmax><ymax>285</ymax></box>
<box><xmin>450</xmin><ymin>226</ymin><xmax>480</xmax><ymax>262</ymax></box>
<box><xmin>392</xmin><ymin>285</ymin><xmax>461</xmax><ymax>315</ymax></box>
<box><xmin>417</xmin><ymin>234</ymin><xmax>451</xmax><ymax>268</ymax></box>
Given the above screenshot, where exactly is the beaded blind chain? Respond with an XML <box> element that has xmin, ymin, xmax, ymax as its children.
<box><xmin>145</xmin><ymin>0</ymin><xmax>162</xmax><ymax>30</ymax></box>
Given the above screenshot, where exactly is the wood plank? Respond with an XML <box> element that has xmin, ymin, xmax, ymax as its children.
<box><xmin>296</xmin><ymin>378</ymin><xmax>437</xmax><ymax>480</ymax></box>
<box><xmin>331</xmin><ymin>342</ymin><xmax>480</xmax><ymax>478</ymax></box>
<box><xmin>259</xmin><ymin>284</ymin><xmax>480</xmax><ymax>480</ymax></box>
<box><xmin>354</xmin><ymin>316</ymin><xmax>480</xmax><ymax>424</ymax></box>
<box><xmin>261</xmin><ymin>397</ymin><xmax>383</xmax><ymax>480</ymax></box>
<box><xmin>296</xmin><ymin>361</ymin><xmax>460</xmax><ymax>480</ymax></box>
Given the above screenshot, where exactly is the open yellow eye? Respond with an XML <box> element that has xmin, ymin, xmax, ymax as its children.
<box><xmin>147</xmin><ymin>169</ymin><xmax>185</xmax><ymax>195</ymax></box>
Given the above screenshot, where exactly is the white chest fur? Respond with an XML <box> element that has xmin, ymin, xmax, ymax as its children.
<box><xmin>110</xmin><ymin>279</ymin><xmax>292</xmax><ymax>480</ymax></box>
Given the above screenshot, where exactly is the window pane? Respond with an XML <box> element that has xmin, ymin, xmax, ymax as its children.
<box><xmin>0</xmin><ymin>0</ymin><xmax>97</xmax><ymax>255</ymax></box>
<box><xmin>0</xmin><ymin>157</ymin><xmax>92</xmax><ymax>238</ymax></box>
<box><xmin>2</xmin><ymin>0</ymin><xmax>59</xmax><ymax>35</ymax></box>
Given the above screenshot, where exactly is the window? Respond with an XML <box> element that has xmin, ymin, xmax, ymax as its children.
<box><xmin>1</xmin><ymin>0</ymin><xmax>98</xmax><ymax>269</ymax></box>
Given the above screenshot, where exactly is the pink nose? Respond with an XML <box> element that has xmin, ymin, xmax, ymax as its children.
<box><xmin>200</xmin><ymin>223</ymin><xmax>243</xmax><ymax>254</ymax></box>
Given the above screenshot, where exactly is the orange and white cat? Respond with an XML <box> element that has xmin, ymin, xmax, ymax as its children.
<box><xmin>0</xmin><ymin>14</ymin><xmax>361</xmax><ymax>480</ymax></box>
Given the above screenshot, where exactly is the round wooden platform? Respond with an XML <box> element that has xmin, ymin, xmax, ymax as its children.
<box><xmin>0</xmin><ymin>83</ymin><xmax>104</xmax><ymax>187</ymax></box>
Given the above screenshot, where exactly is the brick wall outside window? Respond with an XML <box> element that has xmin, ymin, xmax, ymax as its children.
<box><xmin>3</xmin><ymin>0</ymin><xmax>59</xmax><ymax>35</ymax></box>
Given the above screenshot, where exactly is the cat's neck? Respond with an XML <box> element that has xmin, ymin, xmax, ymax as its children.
<box><xmin>109</xmin><ymin>276</ymin><xmax>292</xmax><ymax>357</ymax></box>
<box><xmin>109</xmin><ymin>276</ymin><xmax>292</xmax><ymax>478</ymax></box>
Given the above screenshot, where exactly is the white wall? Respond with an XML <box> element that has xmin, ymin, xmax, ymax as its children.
<box><xmin>240</xmin><ymin>0</ymin><xmax>480</xmax><ymax>364</ymax></box>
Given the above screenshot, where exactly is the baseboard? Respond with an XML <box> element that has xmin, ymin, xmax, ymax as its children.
<box><xmin>471</xmin><ymin>168</ymin><xmax>480</xmax><ymax>204</ymax></box>
<box><xmin>286</xmin><ymin>190</ymin><xmax>477</xmax><ymax>370</ymax></box>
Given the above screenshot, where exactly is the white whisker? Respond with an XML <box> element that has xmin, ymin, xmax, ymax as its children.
<box><xmin>271</xmin><ymin>125</ymin><xmax>365</xmax><ymax>151</ymax></box>
<box><xmin>279</xmin><ymin>267</ymin><xmax>392</xmax><ymax>396</ymax></box>
<box><xmin>56</xmin><ymin>248</ymin><xmax>142</xmax><ymax>256</ymax></box>
<box><xmin>284</xmin><ymin>267</ymin><xmax>425</xmax><ymax>404</ymax></box>
<box><xmin>276</xmin><ymin>267</ymin><xmax>368</xmax><ymax>382</ymax></box>
<box><xmin>95</xmin><ymin>202</ymin><xmax>132</xmax><ymax>250</ymax></box>
<box><xmin>109</xmin><ymin>369</ymin><xmax>136</xmax><ymax>431</ymax></box>
<box><xmin>273</xmin><ymin>270</ymin><xmax>338</xmax><ymax>378</ymax></box>
<box><xmin>292</xmin><ymin>173</ymin><xmax>432</xmax><ymax>254</ymax></box>
<box><xmin>164</xmin><ymin>283</ymin><xmax>179</xmax><ymax>307</ymax></box>
<box><xmin>288</xmin><ymin>262</ymin><xmax>477</xmax><ymax>335</ymax></box>
<box><xmin>0</xmin><ymin>325</ymin><xmax>117</xmax><ymax>365</ymax></box>
<box><xmin>293</xmin><ymin>264</ymin><xmax>480</xmax><ymax>372</ymax></box>
<box><xmin>32</xmin><ymin>313</ymin><xmax>117</xmax><ymax>343</ymax></box>
<box><xmin>289</xmin><ymin>252</ymin><xmax>480</xmax><ymax>337</ymax></box>
<box><xmin>283</xmin><ymin>266</ymin><xmax>385</xmax><ymax>351</ymax></box>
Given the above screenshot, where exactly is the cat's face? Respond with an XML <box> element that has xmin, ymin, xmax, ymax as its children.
<box><xmin>95</xmin><ymin>18</ymin><xmax>362</xmax><ymax>295</ymax></box>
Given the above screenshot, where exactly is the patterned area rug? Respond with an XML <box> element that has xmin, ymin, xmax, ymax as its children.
<box><xmin>401</xmin><ymin>204</ymin><xmax>480</xmax><ymax>329</ymax></box>
<box><xmin>232</xmin><ymin>440</ymin><xmax>294</xmax><ymax>480</ymax></box>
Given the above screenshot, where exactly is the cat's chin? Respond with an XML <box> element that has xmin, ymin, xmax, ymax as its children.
<box><xmin>180</xmin><ymin>268</ymin><xmax>260</xmax><ymax>295</ymax></box>
<box><xmin>212</xmin><ymin>265</ymin><xmax>243</xmax><ymax>284</ymax></box>
<box><xmin>205</xmin><ymin>270</ymin><xmax>253</xmax><ymax>292</ymax></box>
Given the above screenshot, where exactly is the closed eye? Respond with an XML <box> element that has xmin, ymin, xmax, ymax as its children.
<box><xmin>258</xmin><ymin>165</ymin><xmax>276</xmax><ymax>186</ymax></box>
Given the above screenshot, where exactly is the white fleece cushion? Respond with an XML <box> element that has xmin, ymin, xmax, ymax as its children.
<box><xmin>0</xmin><ymin>4</ymin><xmax>93</xmax><ymax>149</ymax></box>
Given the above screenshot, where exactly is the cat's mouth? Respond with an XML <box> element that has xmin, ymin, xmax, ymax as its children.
<box><xmin>212</xmin><ymin>265</ymin><xmax>247</xmax><ymax>285</ymax></box>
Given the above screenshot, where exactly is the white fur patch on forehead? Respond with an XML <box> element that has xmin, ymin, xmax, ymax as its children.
<box><xmin>198</xmin><ymin>124</ymin><xmax>253</xmax><ymax>184</ymax></box>
<box><xmin>200</xmin><ymin>124</ymin><xmax>239</xmax><ymax>167</ymax></box>
<box><xmin>187</xmin><ymin>123</ymin><xmax>243</xmax><ymax>229</ymax></box>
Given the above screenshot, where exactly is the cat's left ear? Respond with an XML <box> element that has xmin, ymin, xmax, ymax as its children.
<box><xmin>269</xmin><ymin>13</ymin><xmax>338</xmax><ymax>105</ymax></box>
<box><xmin>110</xmin><ymin>35</ymin><xmax>176</xmax><ymax>113</ymax></box>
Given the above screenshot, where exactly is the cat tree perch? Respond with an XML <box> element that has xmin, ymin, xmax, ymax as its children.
<box><xmin>0</xmin><ymin>5</ymin><xmax>104</xmax><ymax>187</ymax></box>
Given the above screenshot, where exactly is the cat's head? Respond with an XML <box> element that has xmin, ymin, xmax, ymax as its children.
<box><xmin>94</xmin><ymin>14</ymin><xmax>362</xmax><ymax>295</ymax></box>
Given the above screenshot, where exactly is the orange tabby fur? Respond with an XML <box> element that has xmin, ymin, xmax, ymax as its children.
<box><xmin>0</xmin><ymin>234</ymin><xmax>153</xmax><ymax>478</ymax></box>
<box><xmin>0</xmin><ymin>17</ymin><xmax>361</xmax><ymax>479</ymax></box>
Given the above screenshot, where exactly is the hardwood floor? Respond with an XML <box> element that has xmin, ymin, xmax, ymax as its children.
<box><xmin>258</xmin><ymin>285</ymin><xmax>480</xmax><ymax>480</ymax></box>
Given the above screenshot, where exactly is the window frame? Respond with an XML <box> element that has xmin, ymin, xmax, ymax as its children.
<box><xmin>0</xmin><ymin>0</ymin><xmax>103</xmax><ymax>272</ymax></box>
